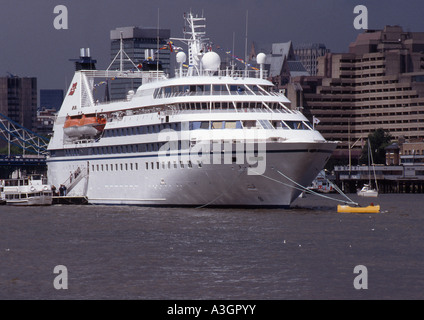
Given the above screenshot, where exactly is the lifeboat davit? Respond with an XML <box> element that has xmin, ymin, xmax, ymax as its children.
<box><xmin>64</xmin><ymin>114</ymin><xmax>106</xmax><ymax>138</ymax></box>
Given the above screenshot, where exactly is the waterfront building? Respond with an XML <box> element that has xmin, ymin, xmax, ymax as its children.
<box><xmin>288</xmin><ymin>26</ymin><xmax>424</xmax><ymax>161</ymax></box>
<box><xmin>396</xmin><ymin>140</ymin><xmax>424</xmax><ymax>165</ymax></box>
<box><xmin>109</xmin><ymin>26</ymin><xmax>171</xmax><ymax>100</ymax></box>
<box><xmin>265</xmin><ymin>41</ymin><xmax>310</xmax><ymax>90</ymax></box>
<box><xmin>385</xmin><ymin>142</ymin><xmax>401</xmax><ymax>165</ymax></box>
<box><xmin>35</xmin><ymin>107</ymin><xmax>57</xmax><ymax>137</ymax></box>
<box><xmin>0</xmin><ymin>76</ymin><xmax>37</xmax><ymax>149</ymax></box>
<box><xmin>294</xmin><ymin>43</ymin><xmax>330</xmax><ymax>76</ymax></box>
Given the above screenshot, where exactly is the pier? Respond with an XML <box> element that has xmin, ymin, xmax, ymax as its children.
<box><xmin>334</xmin><ymin>165</ymin><xmax>424</xmax><ymax>193</ymax></box>
<box><xmin>52</xmin><ymin>196</ymin><xmax>89</xmax><ymax>205</ymax></box>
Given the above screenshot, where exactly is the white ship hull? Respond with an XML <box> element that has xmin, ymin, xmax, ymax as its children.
<box><xmin>47</xmin><ymin>141</ymin><xmax>334</xmax><ymax>207</ymax></box>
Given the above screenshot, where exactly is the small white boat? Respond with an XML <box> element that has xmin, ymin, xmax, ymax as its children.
<box><xmin>1</xmin><ymin>175</ymin><xmax>53</xmax><ymax>206</ymax></box>
<box><xmin>358</xmin><ymin>140</ymin><xmax>379</xmax><ymax>197</ymax></box>
<box><xmin>357</xmin><ymin>184</ymin><xmax>378</xmax><ymax>197</ymax></box>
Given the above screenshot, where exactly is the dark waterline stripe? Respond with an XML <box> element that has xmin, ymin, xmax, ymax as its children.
<box><xmin>46</xmin><ymin>149</ymin><xmax>333</xmax><ymax>163</ymax></box>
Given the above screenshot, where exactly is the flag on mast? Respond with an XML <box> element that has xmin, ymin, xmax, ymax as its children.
<box><xmin>313</xmin><ymin>116</ymin><xmax>320</xmax><ymax>129</ymax></box>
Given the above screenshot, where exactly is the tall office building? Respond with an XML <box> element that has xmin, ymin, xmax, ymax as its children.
<box><xmin>109</xmin><ymin>26</ymin><xmax>171</xmax><ymax>100</ymax></box>
<box><xmin>294</xmin><ymin>43</ymin><xmax>330</xmax><ymax>76</ymax></box>
<box><xmin>0</xmin><ymin>76</ymin><xmax>37</xmax><ymax>149</ymax></box>
<box><xmin>288</xmin><ymin>26</ymin><xmax>424</xmax><ymax>161</ymax></box>
<box><xmin>0</xmin><ymin>76</ymin><xmax>37</xmax><ymax>131</ymax></box>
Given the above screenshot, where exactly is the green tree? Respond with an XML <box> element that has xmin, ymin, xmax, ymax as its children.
<box><xmin>359</xmin><ymin>129</ymin><xmax>392</xmax><ymax>165</ymax></box>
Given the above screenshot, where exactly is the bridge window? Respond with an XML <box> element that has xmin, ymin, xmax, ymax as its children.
<box><xmin>258</xmin><ymin>119</ymin><xmax>274</xmax><ymax>129</ymax></box>
<box><xmin>272</xmin><ymin>121</ymin><xmax>289</xmax><ymax>129</ymax></box>
<box><xmin>284</xmin><ymin>121</ymin><xmax>311</xmax><ymax>130</ymax></box>
<box><xmin>242</xmin><ymin>120</ymin><xmax>257</xmax><ymax>129</ymax></box>
<box><xmin>189</xmin><ymin>121</ymin><xmax>210</xmax><ymax>130</ymax></box>
<box><xmin>211</xmin><ymin>121</ymin><xmax>223</xmax><ymax>129</ymax></box>
<box><xmin>224</xmin><ymin>121</ymin><xmax>242</xmax><ymax>129</ymax></box>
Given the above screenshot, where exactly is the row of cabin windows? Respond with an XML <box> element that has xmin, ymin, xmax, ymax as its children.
<box><xmin>174</xmin><ymin>101</ymin><xmax>283</xmax><ymax>110</ymax></box>
<box><xmin>103</xmin><ymin>122</ymin><xmax>181</xmax><ymax>138</ymax></box>
<box><xmin>64</xmin><ymin>141</ymin><xmax>188</xmax><ymax>157</ymax></box>
<box><xmin>190</xmin><ymin>121</ymin><xmax>243</xmax><ymax>130</ymax></box>
<box><xmin>91</xmin><ymin>141</ymin><xmax>190</xmax><ymax>156</ymax></box>
<box><xmin>190</xmin><ymin>120</ymin><xmax>313</xmax><ymax>130</ymax></box>
<box><xmin>154</xmin><ymin>84</ymin><xmax>268</xmax><ymax>98</ymax></box>
<box><xmin>92</xmin><ymin>142</ymin><xmax>167</xmax><ymax>155</ymax></box>
<box><xmin>5</xmin><ymin>192</ymin><xmax>52</xmax><ymax>199</ymax></box>
<box><xmin>91</xmin><ymin>160</ymin><xmax>201</xmax><ymax>172</ymax></box>
<box><xmin>103</xmin><ymin>120</ymin><xmax>313</xmax><ymax>138</ymax></box>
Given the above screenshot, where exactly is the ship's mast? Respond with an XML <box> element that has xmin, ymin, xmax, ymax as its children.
<box><xmin>171</xmin><ymin>12</ymin><xmax>208</xmax><ymax>76</ymax></box>
<box><xmin>107</xmin><ymin>32</ymin><xmax>141</xmax><ymax>73</ymax></box>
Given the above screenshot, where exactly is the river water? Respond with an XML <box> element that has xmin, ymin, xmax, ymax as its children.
<box><xmin>0</xmin><ymin>193</ymin><xmax>423</xmax><ymax>300</ymax></box>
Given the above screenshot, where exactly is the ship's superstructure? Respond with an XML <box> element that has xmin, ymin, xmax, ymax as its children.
<box><xmin>47</xmin><ymin>12</ymin><xmax>337</xmax><ymax>207</ymax></box>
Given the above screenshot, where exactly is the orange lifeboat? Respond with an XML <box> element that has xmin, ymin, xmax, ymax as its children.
<box><xmin>64</xmin><ymin>114</ymin><xmax>106</xmax><ymax>138</ymax></box>
<box><xmin>63</xmin><ymin>116</ymin><xmax>81</xmax><ymax>129</ymax></box>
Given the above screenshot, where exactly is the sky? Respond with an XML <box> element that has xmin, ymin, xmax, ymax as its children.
<box><xmin>1</xmin><ymin>0</ymin><xmax>423</xmax><ymax>93</ymax></box>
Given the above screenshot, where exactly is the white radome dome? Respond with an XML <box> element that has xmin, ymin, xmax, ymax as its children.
<box><xmin>256</xmin><ymin>52</ymin><xmax>266</xmax><ymax>64</ymax></box>
<box><xmin>176</xmin><ymin>51</ymin><xmax>187</xmax><ymax>64</ymax></box>
<box><xmin>201</xmin><ymin>51</ymin><xmax>221</xmax><ymax>71</ymax></box>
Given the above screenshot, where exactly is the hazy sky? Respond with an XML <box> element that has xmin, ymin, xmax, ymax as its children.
<box><xmin>1</xmin><ymin>0</ymin><xmax>423</xmax><ymax>91</ymax></box>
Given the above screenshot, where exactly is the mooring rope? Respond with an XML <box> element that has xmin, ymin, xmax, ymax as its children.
<box><xmin>251</xmin><ymin>169</ymin><xmax>358</xmax><ymax>206</ymax></box>
<box><xmin>278</xmin><ymin>170</ymin><xmax>357</xmax><ymax>205</ymax></box>
<box><xmin>324</xmin><ymin>178</ymin><xmax>357</xmax><ymax>204</ymax></box>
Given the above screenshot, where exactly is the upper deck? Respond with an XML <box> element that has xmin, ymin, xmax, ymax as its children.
<box><xmin>56</xmin><ymin>11</ymin><xmax>282</xmax><ymax>117</ymax></box>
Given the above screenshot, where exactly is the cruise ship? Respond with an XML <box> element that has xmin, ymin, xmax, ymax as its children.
<box><xmin>47</xmin><ymin>12</ymin><xmax>337</xmax><ymax>207</ymax></box>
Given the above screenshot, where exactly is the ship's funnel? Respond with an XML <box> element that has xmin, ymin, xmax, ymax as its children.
<box><xmin>70</xmin><ymin>48</ymin><xmax>97</xmax><ymax>71</ymax></box>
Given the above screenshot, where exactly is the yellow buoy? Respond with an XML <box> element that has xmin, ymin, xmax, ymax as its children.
<box><xmin>337</xmin><ymin>204</ymin><xmax>380</xmax><ymax>213</ymax></box>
